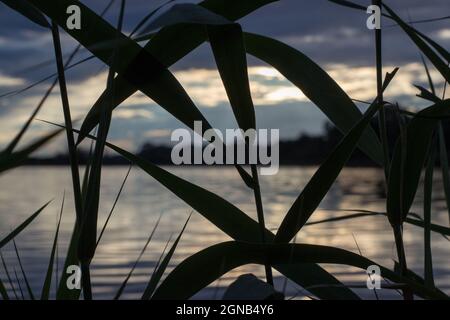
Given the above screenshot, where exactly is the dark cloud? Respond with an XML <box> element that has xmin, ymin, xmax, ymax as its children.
<box><xmin>1</xmin><ymin>0</ymin><xmax>449</xmax><ymax>80</ymax></box>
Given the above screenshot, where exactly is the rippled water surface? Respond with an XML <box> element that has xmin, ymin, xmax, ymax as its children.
<box><xmin>0</xmin><ymin>166</ymin><xmax>449</xmax><ymax>299</ymax></box>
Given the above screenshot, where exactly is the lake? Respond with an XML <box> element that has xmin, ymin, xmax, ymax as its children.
<box><xmin>0</xmin><ymin>166</ymin><xmax>449</xmax><ymax>299</ymax></box>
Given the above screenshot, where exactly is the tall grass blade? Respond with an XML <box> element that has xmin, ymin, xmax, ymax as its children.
<box><xmin>209</xmin><ymin>24</ymin><xmax>256</xmax><ymax>131</ymax></box>
<box><xmin>13</xmin><ymin>268</ymin><xmax>25</xmax><ymax>300</ymax></box>
<box><xmin>1</xmin><ymin>252</ymin><xmax>18</xmax><ymax>299</ymax></box>
<box><xmin>0</xmin><ymin>201</ymin><xmax>51</xmax><ymax>249</ymax></box>
<box><xmin>152</xmin><ymin>242</ymin><xmax>448</xmax><ymax>300</ymax></box>
<box><xmin>387</xmin><ymin>99</ymin><xmax>450</xmax><ymax>226</ymax></box>
<box><xmin>50</xmin><ymin>21</ymin><xmax>83</xmax><ymax>222</ymax></box>
<box><xmin>244</xmin><ymin>33</ymin><xmax>383</xmax><ymax>164</ymax></box>
<box><xmin>50</xmin><ymin>19</ymin><xmax>84</xmax><ymax>300</ymax></box>
<box><xmin>75</xmin><ymin>0</ymin><xmax>277</xmax><ymax>142</ymax></box>
<box><xmin>415</xmin><ymin>85</ymin><xmax>441</xmax><ymax>103</ymax></box>
<box><xmin>40</xmin><ymin>193</ymin><xmax>65</xmax><ymax>300</ymax></box>
<box><xmin>275</xmin><ymin>69</ymin><xmax>398</xmax><ymax>243</ymax></box>
<box><xmin>96</xmin><ymin>165</ymin><xmax>132</xmax><ymax>248</ymax></box>
<box><xmin>373</xmin><ymin>0</ymin><xmax>390</xmax><ymax>177</ymax></box>
<box><xmin>329</xmin><ymin>0</ymin><xmax>450</xmax><ymax>63</ymax></box>
<box><xmin>382</xmin><ymin>4</ymin><xmax>450</xmax><ymax>83</ymax></box>
<box><xmin>12</xmin><ymin>240</ymin><xmax>34</xmax><ymax>299</ymax></box>
<box><xmin>5</xmin><ymin>86</ymin><xmax>56</xmax><ymax>155</ymax></box>
<box><xmin>30</xmin><ymin>0</ymin><xmax>210</xmax><ymax>145</ymax></box>
<box><xmin>42</xmin><ymin>121</ymin><xmax>361</xmax><ymax>300</ymax></box>
<box><xmin>439</xmin><ymin>125</ymin><xmax>450</xmax><ymax>225</ymax></box>
<box><xmin>0</xmin><ymin>128</ymin><xmax>64</xmax><ymax>174</ymax></box>
<box><xmin>328</xmin><ymin>0</ymin><xmax>366</xmax><ymax>11</ymax></box>
<box><xmin>129</xmin><ymin>0</ymin><xmax>175</xmax><ymax>36</ymax></box>
<box><xmin>143</xmin><ymin>213</ymin><xmax>191</xmax><ymax>299</ymax></box>
<box><xmin>424</xmin><ymin>139</ymin><xmax>436</xmax><ymax>288</ymax></box>
<box><xmin>250</xmin><ymin>164</ymin><xmax>273</xmax><ymax>285</ymax></box>
<box><xmin>78</xmin><ymin>0</ymin><xmax>127</xmax><ymax>300</ymax></box>
<box><xmin>306</xmin><ymin>211</ymin><xmax>450</xmax><ymax>236</ymax></box>
<box><xmin>114</xmin><ymin>213</ymin><xmax>163</xmax><ymax>300</ymax></box>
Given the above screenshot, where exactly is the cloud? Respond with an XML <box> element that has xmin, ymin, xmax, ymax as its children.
<box><xmin>114</xmin><ymin>108</ymin><xmax>154</xmax><ymax>120</ymax></box>
<box><xmin>144</xmin><ymin>129</ymin><xmax>172</xmax><ymax>138</ymax></box>
<box><xmin>0</xmin><ymin>72</ymin><xmax>25</xmax><ymax>87</ymax></box>
<box><xmin>436</xmin><ymin>29</ymin><xmax>450</xmax><ymax>40</ymax></box>
<box><xmin>0</xmin><ymin>60</ymin><xmax>442</xmax><ymax>154</ymax></box>
<box><xmin>0</xmin><ymin>0</ymin><xmax>448</xmax><ymax>155</ymax></box>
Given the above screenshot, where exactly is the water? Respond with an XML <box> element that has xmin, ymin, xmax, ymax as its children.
<box><xmin>0</xmin><ymin>166</ymin><xmax>448</xmax><ymax>299</ymax></box>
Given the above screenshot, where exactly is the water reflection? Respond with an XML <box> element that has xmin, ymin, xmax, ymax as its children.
<box><xmin>0</xmin><ymin>166</ymin><xmax>448</xmax><ymax>299</ymax></box>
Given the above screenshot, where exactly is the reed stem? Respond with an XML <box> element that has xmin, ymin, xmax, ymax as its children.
<box><xmin>50</xmin><ymin>22</ymin><xmax>83</xmax><ymax>222</ymax></box>
<box><xmin>393</xmin><ymin>225</ymin><xmax>414</xmax><ymax>300</ymax></box>
<box><xmin>373</xmin><ymin>0</ymin><xmax>390</xmax><ymax>180</ymax></box>
<box><xmin>250</xmin><ymin>164</ymin><xmax>274</xmax><ymax>286</ymax></box>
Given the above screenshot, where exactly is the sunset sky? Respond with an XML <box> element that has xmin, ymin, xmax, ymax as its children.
<box><xmin>0</xmin><ymin>0</ymin><xmax>448</xmax><ymax>154</ymax></box>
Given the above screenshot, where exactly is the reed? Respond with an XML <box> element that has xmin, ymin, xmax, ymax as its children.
<box><xmin>0</xmin><ymin>0</ymin><xmax>449</xmax><ymax>300</ymax></box>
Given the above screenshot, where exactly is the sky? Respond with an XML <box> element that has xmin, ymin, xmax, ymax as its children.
<box><xmin>0</xmin><ymin>0</ymin><xmax>449</xmax><ymax>155</ymax></box>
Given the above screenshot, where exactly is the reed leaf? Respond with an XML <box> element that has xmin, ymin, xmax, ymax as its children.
<box><xmin>424</xmin><ymin>139</ymin><xmax>436</xmax><ymax>288</ymax></box>
<box><xmin>244</xmin><ymin>33</ymin><xmax>383</xmax><ymax>164</ymax></box>
<box><xmin>13</xmin><ymin>268</ymin><xmax>25</xmax><ymax>300</ymax></box>
<box><xmin>42</xmin><ymin>119</ymin><xmax>359</xmax><ymax>300</ymax></box>
<box><xmin>329</xmin><ymin>0</ymin><xmax>450</xmax><ymax>64</ymax></box>
<box><xmin>0</xmin><ymin>128</ymin><xmax>63</xmax><ymax>174</ymax></box>
<box><xmin>142</xmin><ymin>213</ymin><xmax>191</xmax><ymax>299</ymax></box>
<box><xmin>415</xmin><ymin>85</ymin><xmax>441</xmax><ymax>103</ymax></box>
<box><xmin>40</xmin><ymin>193</ymin><xmax>65</xmax><ymax>300</ymax></box>
<box><xmin>75</xmin><ymin>0</ymin><xmax>277</xmax><ymax>142</ymax></box>
<box><xmin>28</xmin><ymin>0</ymin><xmax>212</xmax><ymax>148</ymax></box>
<box><xmin>114</xmin><ymin>212</ymin><xmax>163</xmax><ymax>300</ymax></box>
<box><xmin>0</xmin><ymin>201</ymin><xmax>51</xmax><ymax>249</ymax></box>
<box><xmin>387</xmin><ymin>99</ymin><xmax>450</xmax><ymax>227</ymax></box>
<box><xmin>152</xmin><ymin>241</ymin><xmax>448</xmax><ymax>300</ymax></box>
<box><xmin>102</xmin><ymin>141</ymin><xmax>359</xmax><ymax>299</ymax></box>
<box><xmin>96</xmin><ymin>165</ymin><xmax>132</xmax><ymax>248</ymax></box>
<box><xmin>0</xmin><ymin>252</ymin><xmax>17</xmax><ymax>299</ymax></box>
<box><xmin>275</xmin><ymin>69</ymin><xmax>398</xmax><ymax>243</ymax></box>
<box><xmin>140</xmin><ymin>3</ymin><xmax>256</xmax><ymax>131</ymax></box>
<box><xmin>439</xmin><ymin>125</ymin><xmax>450</xmax><ymax>225</ymax></box>
<box><xmin>382</xmin><ymin>4</ymin><xmax>450</xmax><ymax>83</ymax></box>
<box><xmin>79</xmin><ymin>1</ymin><xmax>127</xmax><ymax>300</ymax></box>
<box><xmin>209</xmin><ymin>25</ymin><xmax>256</xmax><ymax>131</ymax></box>
<box><xmin>12</xmin><ymin>240</ymin><xmax>34</xmax><ymax>299</ymax></box>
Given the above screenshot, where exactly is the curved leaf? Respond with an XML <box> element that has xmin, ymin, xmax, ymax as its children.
<box><xmin>41</xmin><ymin>195</ymin><xmax>64</xmax><ymax>300</ymax></box>
<box><xmin>28</xmin><ymin>0</ymin><xmax>210</xmax><ymax>143</ymax></box>
<box><xmin>275</xmin><ymin>69</ymin><xmax>398</xmax><ymax>243</ymax></box>
<box><xmin>382</xmin><ymin>4</ymin><xmax>450</xmax><ymax>83</ymax></box>
<box><xmin>0</xmin><ymin>128</ymin><xmax>63</xmax><ymax>174</ymax></box>
<box><xmin>387</xmin><ymin>99</ymin><xmax>450</xmax><ymax>226</ymax></box>
<box><xmin>104</xmin><ymin>141</ymin><xmax>358</xmax><ymax>299</ymax></box>
<box><xmin>152</xmin><ymin>241</ymin><xmax>448</xmax><ymax>300</ymax></box>
<box><xmin>75</xmin><ymin>0</ymin><xmax>278</xmax><ymax>143</ymax></box>
<box><xmin>43</xmin><ymin>119</ymin><xmax>360</xmax><ymax>300</ymax></box>
<box><xmin>210</xmin><ymin>25</ymin><xmax>256</xmax><ymax>131</ymax></box>
<box><xmin>139</xmin><ymin>3</ymin><xmax>230</xmax><ymax>33</ymax></box>
<box><xmin>142</xmin><ymin>214</ymin><xmax>191</xmax><ymax>299</ymax></box>
<box><xmin>142</xmin><ymin>3</ymin><xmax>257</xmax><ymax>131</ymax></box>
<box><xmin>0</xmin><ymin>201</ymin><xmax>51</xmax><ymax>249</ymax></box>
<box><xmin>244</xmin><ymin>33</ymin><xmax>383</xmax><ymax>164</ymax></box>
